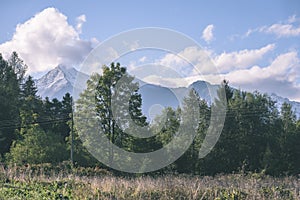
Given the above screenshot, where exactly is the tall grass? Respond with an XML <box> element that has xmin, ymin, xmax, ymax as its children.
<box><xmin>0</xmin><ymin>164</ymin><xmax>299</xmax><ymax>199</ymax></box>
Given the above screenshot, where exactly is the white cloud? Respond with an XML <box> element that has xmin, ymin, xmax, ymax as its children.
<box><xmin>221</xmin><ymin>51</ymin><xmax>300</xmax><ymax>101</ymax></box>
<box><xmin>214</xmin><ymin>44</ymin><xmax>275</xmax><ymax>72</ymax></box>
<box><xmin>245</xmin><ymin>15</ymin><xmax>300</xmax><ymax>38</ymax></box>
<box><xmin>260</xmin><ymin>24</ymin><xmax>300</xmax><ymax>37</ymax></box>
<box><xmin>76</xmin><ymin>14</ymin><xmax>86</xmax><ymax>34</ymax></box>
<box><xmin>184</xmin><ymin>51</ymin><xmax>299</xmax><ymax>101</ymax></box>
<box><xmin>158</xmin><ymin>46</ymin><xmax>214</xmax><ymax>76</ymax></box>
<box><xmin>90</xmin><ymin>37</ymin><xmax>100</xmax><ymax>48</ymax></box>
<box><xmin>0</xmin><ymin>7</ymin><xmax>94</xmax><ymax>74</ymax></box>
<box><xmin>202</xmin><ymin>24</ymin><xmax>214</xmax><ymax>43</ymax></box>
<box><xmin>81</xmin><ymin>46</ymin><xmax>120</xmax><ymax>75</ymax></box>
<box><xmin>223</xmin><ymin>52</ymin><xmax>298</xmax><ymax>84</ymax></box>
<box><xmin>154</xmin><ymin>44</ymin><xmax>300</xmax><ymax>101</ymax></box>
<box><xmin>143</xmin><ymin>75</ymin><xmax>187</xmax><ymax>88</ymax></box>
<box><xmin>188</xmin><ymin>52</ymin><xmax>300</xmax><ymax>101</ymax></box>
<box><xmin>157</xmin><ymin>44</ymin><xmax>275</xmax><ymax>76</ymax></box>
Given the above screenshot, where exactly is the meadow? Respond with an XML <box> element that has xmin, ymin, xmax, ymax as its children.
<box><xmin>0</xmin><ymin>164</ymin><xmax>299</xmax><ymax>200</ymax></box>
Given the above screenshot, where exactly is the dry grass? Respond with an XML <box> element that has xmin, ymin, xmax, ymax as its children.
<box><xmin>0</xmin><ymin>164</ymin><xmax>299</xmax><ymax>199</ymax></box>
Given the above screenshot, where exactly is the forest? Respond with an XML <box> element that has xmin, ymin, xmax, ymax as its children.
<box><xmin>0</xmin><ymin>52</ymin><xmax>300</xmax><ymax>199</ymax></box>
<box><xmin>1</xmin><ymin>52</ymin><xmax>300</xmax><ymax>175</ymax></box>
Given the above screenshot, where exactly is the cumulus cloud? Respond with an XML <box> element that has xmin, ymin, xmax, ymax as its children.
<box><xmin>158</xmin><ymin>46</ymin><xmax>214</xmax><ymax>76</ymax></box>
<box><xmin>80</xmin><ymin>46</ymin><xmax>120</xmax><ymax>75</ymax></box>
<box><xmin>202</xmin><ymin>24</ymin><xmax>214</xmax><ymax>43</ymax></box>
<box><xmin>223</xmin><ymin>52</ymin><xmax>299</xmax><ymax>84</ymax></box>
<box><xmin>214</xmin><ymin>44</ymin><xmax>275</xmax><ymax>72</ymax></box>
<box><xmin>0</xmin><ymin>7</ymin><xmax>94</xmax><ymax>74</ymax></box>
<box><xmin>157</xmin><ymin>44</ymin><xmax>275</xmax><ymax>76</ymax></box>
<box><xmin>154</xmin><ymin>44</ymin><xmax>300</xmax><ymax>101</ymax></box>
<box><xmin>222</xmin><ymin>51</ymin><xmax>300</xmax><ymax>101</ymax></box>
<box><xmin>184</xmin><ymin>51</ymin><xmax>299</xmax><ymax>101</ymax></box>
<box><xmin>76</xmin><ymin>14</ymin><xmax>86</xmax><ymax>34</ymax></box>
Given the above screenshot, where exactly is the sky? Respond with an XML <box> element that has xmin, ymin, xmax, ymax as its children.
<box><xmin>0</xmin><ymin>0</ymin><xmax>300</xmax><ymax>101</ymax></box>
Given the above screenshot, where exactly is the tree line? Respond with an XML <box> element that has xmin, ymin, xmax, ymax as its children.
<box><xmin>0</xmin><ymin>52</ymin><xmax>73</xmax><ymax>165</ymax></box>
<box><xmin>0</xmin><ymin>53</ymin><xmax>299</xmax><ymax>176</ymax></box>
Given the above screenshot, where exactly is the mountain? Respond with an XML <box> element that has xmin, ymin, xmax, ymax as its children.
<box><xmin>36</xmin><ymin>65</ymin><xmax>89</xmax><ymax>100</ymax></box>
<box><xmin>36</xmin><ymin>66</ymin><xmax>300</xmax><ymax>119</ymax></box>
<box><xmin>270</xmin><ymin>93</ymin><xmax>300</xmax><ymax>118</ymax></box>
<box><xmin>132</xmin><ymin>78</ymin><xmax>227</xmax><ymax>120</ymax></box>
<box><xmin>189</xmin><ymin>80</ymin><xmax>220</xmax><ymax>105</ymax></box>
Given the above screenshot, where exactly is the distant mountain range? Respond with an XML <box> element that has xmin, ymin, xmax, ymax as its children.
<box><xmin>270</xmin><ymin>93</ymin><xmax>300</xmax><ymax>118</ymax></box>
<box><xmin>36</xmin><ymin>65</ymin><xmax>300</xmax><ymax>119</ymax></box>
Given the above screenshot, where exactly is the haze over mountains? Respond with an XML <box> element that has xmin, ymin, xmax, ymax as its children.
<box><xmin>36</xmin><ymin>65</ymin><xmax>300</xmax><ymax>119</ymax></box>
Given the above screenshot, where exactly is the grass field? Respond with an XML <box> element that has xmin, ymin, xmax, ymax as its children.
<box><xmin>0</xmin><ymin>164</ymin><xmax>299</xmax><ymax>199</ymax></box>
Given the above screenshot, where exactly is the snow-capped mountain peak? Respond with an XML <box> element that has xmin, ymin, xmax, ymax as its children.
<box><xmin>56</xmin><ymin>64</ymin><xmax>78</xmax><ymax>86</ymax></box>
<box><xmin>36</xmin><ymin>65</ymin><xmax>89</xmax><ymax>99</ymax></box>
<box><xmin>270</xmin><ymin>93</ymin><xmax>300</xmax><ymax>118</ymax></box>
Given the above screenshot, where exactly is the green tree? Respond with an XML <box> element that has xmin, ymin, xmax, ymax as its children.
<box><xmin>173</xmin><ymin>89</ymin><xmax>202</xmax><ymax>174</ymax></box>
<box><xmin>8</xmin><ymin>51</ymin><xmax>27</xmax><ymax>84</ymax></box>
<box><xmin>72</xmin><ymin>73</ymin><xmax>103</xmax><ymax>166</ymax></box>
<box><xmin>40</xmin><ymin>94</ymin><xmax>72</xmax><ymax>140</ymax></box>
<box><xmin>150</xmin><ymin>107</ymin><xmax>181</xmax><ymax>172</ymax></box>
<box><xmin>279</xmin><ymin>103</ymin><xmax>299</xmax><ymax>174</ymax></box>
<box><xmin>7</xmin><ymin>74</ymin><xmax>70</xmax><ymax>165</ymax></box>
<box><xmin>75</xmin><ymin>63</ymin><xmax>147</xmax><ymax>167</ymax></box>
<box><xmin>20</xmin><ymin>75</ymin><xmax>43</xmax><ymax>126</ymax></box>
<box><xmin>22</xmin><ymin>75</ymin><xmax>38</xmax><ymax>97</ymax></box>
<box><xmin>199</xmin><ymin>80</ymin><xmax>279</xmax><ymax>175</ymax></box>
<box><xmin>7</xmin><ymin>121</ymin><xmax>67</xmax><ymax>165</ymax></box>
<box><xmin>0</xmin><ymin>54</ymin><xmax>20</xmax><ymax>155</ymax></box>
<box><xmin>66</xmin><ymin>126</ymin><xmax>99</xmax><ymax>167</ymax></box>
<box><xmin>94</xmin><ymin>63</ymin><xmax>147</xmax><ymax>163</ymax></box>
<box><xmin>153</xmin><ymin>107</ymin><xmax>181</xmax><ymax>147</ymax></box>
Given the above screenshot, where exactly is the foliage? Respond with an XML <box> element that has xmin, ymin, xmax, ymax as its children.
<box><xmin>0</xmin><ymin>54</ymin><xmax>71</xmax><ymax>164</ymax></box>
<box><xmin>0</xmin><ymin>166</ymin><xmax>299</xmax><ymax>200</ymax></box>
<box><xmin>74</xmin><ymin>63</ymin><xmax>149</xmax><ymax>169</ymax></box>
<box><xmin>7</xmin><ymin>124</ymin><xmax>67</xmax><ymax>165</ymax></box>
<box><xmin>0</xmin><ymin>53</ymin><xmax>22</xmax><ymax>155</ymax></box>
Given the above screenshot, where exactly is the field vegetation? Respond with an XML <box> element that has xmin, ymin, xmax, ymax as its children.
<box><xmin>0</xmin><ymin>164</ymin><xmax>300</xmax><ymax>199</ymax></box>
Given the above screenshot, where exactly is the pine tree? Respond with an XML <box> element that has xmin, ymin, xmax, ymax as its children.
<box><xmin>173</xmin><ymin>89</ymin><xmax>201</xmax><ymax>173</ymax></box>
<box><xmin>20</xmin><ymin>76</ymin><xmax>43</xmax><ymax>121</ymax></box>
<box><xmin>0</xmin><ymin>54</ymin><xmax>20</xmax><ymax>155</ymax></box>
<box><xmin>8</xmin><ymin>51</ymin><xmax>27</xmax><ymax>84</ymax></box>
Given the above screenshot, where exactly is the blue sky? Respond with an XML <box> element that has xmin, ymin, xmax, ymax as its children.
<box><xmin>1</xmin><ymin>0</ymin><xmax>300</xmax><ymax>101</ymax></box>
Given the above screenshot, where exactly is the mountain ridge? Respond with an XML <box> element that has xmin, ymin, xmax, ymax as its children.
<box><xmin>35</xmin><ymin>66</ymin><xmax>300</xmax><ymax>118</ymax></box>
<box><xmin>36</xmin><ymin>65</ymin><xmax>89</xmax><ymax>99</ymax></box>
